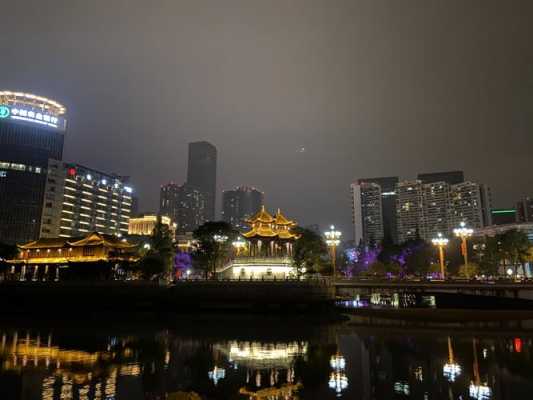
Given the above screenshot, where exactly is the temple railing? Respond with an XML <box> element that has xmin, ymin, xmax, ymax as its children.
<box><xmin>231</xmin><ymin>256</ymin><xmax>293</xmax><ymax>265</ymax></box>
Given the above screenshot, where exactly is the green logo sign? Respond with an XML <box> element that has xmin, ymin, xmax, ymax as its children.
<box><xmin>0</xmin><ymin>106</ymin><xmax>9</xmax><ymax>119</ymax></box>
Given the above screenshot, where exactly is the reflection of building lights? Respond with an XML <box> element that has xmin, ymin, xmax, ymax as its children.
<box><xmin>443</xmin><ymin>363</ymin><xmax>462</xmax><ymax>382</ymax></box>
<box><xmin>469</xmin><ymin>383</ymin><xmax>492</xmax><ymax>400</ymax></box>
<box><xmin>330</xmin><ymin>354</ymin><xmax>346</xmax><ymax>370</ymax></box>
<box><xmin>208</xmin><ymin>366</ymin><xmax>225</xmax><ymax>385</ymax></box>
<box><xmin>394</xmin><ymin>381</ymin><xmax>410</xmax><ymax>396</ymax></box>
<box><xmin>328</xmin><ymin>372</ymin><xmax>348</xmax><ymax>396</ymax></box>
<box><xmin>329</xmin><ymin>353</ymin><xmax>348</xmax><ymax>397</ymax></box>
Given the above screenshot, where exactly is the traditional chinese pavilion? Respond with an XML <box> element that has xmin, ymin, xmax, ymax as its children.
<box><xmin>8</xmin><ymin>232</ymin><xmax>138</xmax><ymax>281</ymax></box>
<box><xmin>222</xmin><ymin>206</ymin><xmax>300</xmax><ymax>279</ymax></box>
<box><xmin>242</xmin><ymin>206</ymin><xmax>299</xmax><ymax>257</ymax></box>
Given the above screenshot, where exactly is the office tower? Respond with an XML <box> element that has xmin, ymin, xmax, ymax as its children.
<box><xmin>422</xmin><ymin>181</ymin><xmax>451</xmax><ymax>240</ymax></box>
<box><xmin>160</xmin><ymin>182</ymin><xmax>206</xmax><ymax>233</ymax></box>
<box><xmin>396</xmin><ymin>180</ymin><xmax>426</xmax><ymax>242</ymax></box>
<box><xmin>351</xmin><ymin>182</ymin><xmax>384</xmax><ymax>245</ymax></box>
<box><xmin>39</xmin><ymin>161</ymin><xmax>133</xmax><ymax>238</ymax></box>
<box><xmin>517</xmin><ymin>197</ymin><xmax>533</xmax><ymax>222</ymax></box>
<box><xmin>0</xmin><ymin>91</ymin><xmax>67</xmax><ymax>244</ymax></box>
<box><xmin>417</xmin><ymin>170</ymin><xmax>464</xmax><ymax>185</ymax></box>
<box><xmin>187</xmin><ymin>141</ymin><xmax>217</xmax><ymax>221</ymax></box>
<box><xmin>358</xmin><ymin>176</ymin><xmax>399</xmax><ymax>243</ymax></box>
<box><xmin>222</xmin><ymin>186</ymin><xmax>264</xmax><ymax>230</ymax></box>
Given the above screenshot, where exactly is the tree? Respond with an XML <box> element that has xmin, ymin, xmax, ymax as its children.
<box><xmin>192</xmin><ymin>221</ymin><xmax>237</xmax><ymax>279</ymax></box>
<box><xmin>458</xmin><ymin>263</ymin><xmax>480</xmax><ymax>278</ymax></box>
<box><xmin>500</xmin><ymin>229</ymin><xmax>530</xmax><ymax>276</ymax></box>
<box><xmin>292</xmin><ymin>227</ymin><xmax>329</xmax><ymax>275</ymax></box>
<box><xmin>136</xmin><ymin>217</ymin><xmax>175</xmax><ymax>281</ymax></box>
<box><xmin>403</xmin><ymin>239</ymin><xmax>433</xmax><ymax>276</ymax></box>
<box><xmin>473</xmin><ymin>236</ymin><xmax>501</xmax><ymax>276</ymax></box>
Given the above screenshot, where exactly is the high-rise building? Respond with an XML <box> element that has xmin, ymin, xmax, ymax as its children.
<box><xmin>395</xmin><ymin>179</ymin><xmax>492</xmax><ymax>242</ymax></box>
<box><xmin>39</xmin><ymin>161</ymin><xmax>133</xmax><ymax>238</ymax></box>
<box><xmin>517</xmin><ymin>197</ymin><xmax>533</xmax><ymax>223</ymax></box>
<box><xmin>0</xmin><ymin>91</ymin><xmax>67</xmax><ymax>244</ymax></box>
<box><xmin>396</xmin><ymin>180</ymin><xmax>426</xmax><ymax>242</ymax></box>
<box><xmin>187</xmin><ymin>141</ymin><xmax>217</xmax><ymax>221</ymax></box>
<box><xmin>417</xmin><ymin>170</ymin><xmax>464</xmax><ymax>185</ymax></box>
<box><xmin>160</xmin><ymin>182</ymin><xmax>206</xmax><ymax>233</ymax></box>
<box><xmin>450</xmin><ymin>182</ymin><xmax>492</xmax><ymax>228</ymax></box>
<box><xmin>422</xmin><ymin>181</ymin><xmax>451</xmax><ymax>240</ymax></box>
<box><xmin>351</xmin><ymin>182</ymin><xmax>384</xmax><ymax>245</ymax></box>
<box><xmin>357</xmin><ymin>176</ymin><xmax>399</xmax><ymax>243</ymax></box>
<box><xmin>222</xmin><ymin>186</ymin><xmax>263</xmax><ymax>230</ymax></box>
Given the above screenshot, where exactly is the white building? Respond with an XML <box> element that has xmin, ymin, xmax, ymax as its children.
<box><xmin>396</xmin><ymin>180</ymin><xmax>426</xmax><ymax>242</ymax></box>
<box><xmin>351</xmin><ymin>182</ymin><xmax>384</xmax><ymax>245</ymax></box>
<box><xmin>40</xmin><ymin>160</ymin><xmax>133</xmax><ymax>238</ymax></box>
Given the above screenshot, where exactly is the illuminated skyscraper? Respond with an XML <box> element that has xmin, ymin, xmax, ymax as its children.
<box><xmin>222</xmin><ymin>186</ymin><xmax>263</xmax><ymax>230</ymax></box>
<box><xmin>39</xmin><ymin>161</ymin><xmax>133</xmax><ymax>238</ymax></box>
<box><xmin>0</xmin><ymin>91</ymin><xmax>67</xmax><ymax>244</ymax></box>
<box><xmin>351</xmin><ymin>182</ymin><xmax>384</xmax><ymax>245</ymax></box>
<box><xmin>160</xmin><ymin>182</ymin><xmax>206</xmax><ymax>233</ymax></box>
<box><xmin>187</xmin><ymin>141</ymin><xmax>217</xmax><ymax>221</ymax></box>
<box><xmin>355</xmin><ymin>176</ymin><xmax>399</xmax><ymax>244</ymax></box>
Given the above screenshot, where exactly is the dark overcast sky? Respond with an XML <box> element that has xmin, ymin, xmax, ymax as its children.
<box><xmin>1</xmin><ymin>0</ymin><xmax>532</xmax><ymax>238</ymax></box>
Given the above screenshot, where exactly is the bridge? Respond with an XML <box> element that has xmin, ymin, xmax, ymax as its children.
<box><xmin>332</xmin><ymin>279</ymin><xmax>533</xmax><ymax>302</ymax></box>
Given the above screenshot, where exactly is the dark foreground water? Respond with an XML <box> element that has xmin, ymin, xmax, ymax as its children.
<box><xmin>1</xmin><ymin>314</ymin><xmax>533</xmax><ymax>399</ymax></box>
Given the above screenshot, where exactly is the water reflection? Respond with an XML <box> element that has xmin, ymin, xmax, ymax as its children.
<box><xmin>0</xmin><ymin>316</ymin><xmax>533</xmax><ymax>399</ymax></box>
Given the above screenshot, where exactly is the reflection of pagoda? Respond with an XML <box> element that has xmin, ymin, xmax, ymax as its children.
<box><xmin>213</xmin><ymin>340</ymin><xmax>306</xmax><ymax>400</ymax></box>
<box><xmin>221</xmin><ymin>206</ymin><xmax>300</xmax><ymax>279</ymax></box>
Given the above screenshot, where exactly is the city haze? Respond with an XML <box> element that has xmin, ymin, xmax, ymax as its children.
<box><xmin>2</xmin><ymin>0</ymin><xmax>533</xmax><ymax>237</ymax></box>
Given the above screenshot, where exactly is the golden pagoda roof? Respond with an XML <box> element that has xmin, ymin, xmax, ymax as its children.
<box><xmin>274</xmin><ymin>209</ymin><xmax>296</xmax><ymax>226</ymax></box>
<box><xmin>242</xmin><ymin>206</ymin><xmax>299</xmax><ymax>240</ymax></box>
<box><xmin>19</xmin><ymin>232</ymin><xmax>136</xmax><ymax>250</ymax></box>
<box><xmin>246</xmin><ymin>205</ymin><xmax>274</xmax><ymax>224</ymax></box>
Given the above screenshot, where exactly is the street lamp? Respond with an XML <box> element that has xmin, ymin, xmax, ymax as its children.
<box><xmin>325</xmin><ymin>225</ymin><xmax>342</xmax><ymax>280</ymax></box>
<box><xmin>431</xmin><ymin>233</ymin><xmax>449</xmax><ymax>279</ymax></box>
<box><xmin>232</xmin><ymin>236</ymin><xmax>247</xmax><ymax>256</ymax></box>
<box><xmin>453</xmin><ymin>221</ymin><xmax>474</xmax><ymax>279</ymax></box>
<box><xmin>213</xmin><ymin>234</ymin><xmax>228</xmax><ymax>243</ymax></box>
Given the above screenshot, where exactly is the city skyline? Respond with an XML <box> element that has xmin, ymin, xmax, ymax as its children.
<box><xmin>1</xmin><ymin>0</ymin><xmax>533</xmax><ymax>238</ymax></box>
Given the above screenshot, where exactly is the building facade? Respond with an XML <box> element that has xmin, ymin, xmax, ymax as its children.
<box><xmin>351</xmin><ymin>182</ymin><xmax>384</xmax><ymax>245</ymax></box>
<box><xmin>160</xmin><ymin>182</ymin><xmax>206</xmax><ymax>233</ymax></box>
<box><xmin>0</xmin><ymin>91</ymin><xmax>67</xmax><ymax>244</ymax></box>
<box><xmin>128</xmin><ymin>214</ymin><xmax>175</xmax><ymax>237</ymax></box>
<box><xmin>396</xmin><ymin>180</ymin><xmax>426</xmax><ymax>242</ymax></box>
<box><xmin>222</xmin><ymin>186</ymin><xmax>264</xmax><ymax>231</ymax></box>
<box><xmin>187</xmin><ymin>141</ymin><xmax>217</xmax><ymax>221</ymax></box>
<box><xmin>39</xmin><ymin>161</ymin><xmax>133</xmax><ymax>238</ymax></box>
<box><xmin>422</xmin><ymin>181</ymin><xmax>451</xmax><ymax>240</ymax></box>
<box><xmin>450</xmin><ymin>182</ymin><xmax>492</xmax><ymax>228</ymax></box>
<box><xmin>355</xmin><ymin>176</ymin><xmax>399</xmax><ymax>244</ymax></box>
<box><xmin>517</xmin><ymin>197</ymin><xmax>533</xmax><ymax>223</ymax></box>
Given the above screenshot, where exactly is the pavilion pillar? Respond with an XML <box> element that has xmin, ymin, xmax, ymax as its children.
<box><xmin>20</xmin><ymin>265</ymin><xmax>26</xmax><ymax>281</ymax></box>
<box><xmin>44</xmin><ymin>265</ymin><xmax>49</xmax><ymax>281</ymax></box>
<box><xmin>32</xmin><ymin>265</ymin><xmax>39</xmax><ymax>281</ymax></box>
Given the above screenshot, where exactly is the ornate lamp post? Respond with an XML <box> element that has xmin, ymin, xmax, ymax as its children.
<box><xmin>431</xmin><ymin>233</ymin><xmax>449</xmax><ymax>279</ymax></box>
<box><xmin>325</xmin><ymin>225</ymin><xmax>342</xmax><ymax>280</ymax></box>
<box><xmin>453</xmin><ymin>221</ymin><xmax>474</xmax><ymax>279</ymax></box>
<box><xmin>232</xmin><ymin>236</ymin><xmax>247</xmax><ymax>256</ymax></box>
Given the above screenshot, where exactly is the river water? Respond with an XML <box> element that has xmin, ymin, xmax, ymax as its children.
<box><xmin>0</xmin><ymin>313</ymin><xmax>532</xmax><ymax>399</ymax></box>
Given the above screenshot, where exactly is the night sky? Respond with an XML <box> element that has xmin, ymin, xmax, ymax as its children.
<box><xmin>2</xmin><ymin>0</ymin><xmax>532</xmax><ymax>238</ymax></box>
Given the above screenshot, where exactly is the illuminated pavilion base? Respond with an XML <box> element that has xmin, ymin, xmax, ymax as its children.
<box><xmin>219</xmin><ymin>257</ymin><xmax>296</xmax><ymax>280</ymax></box>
